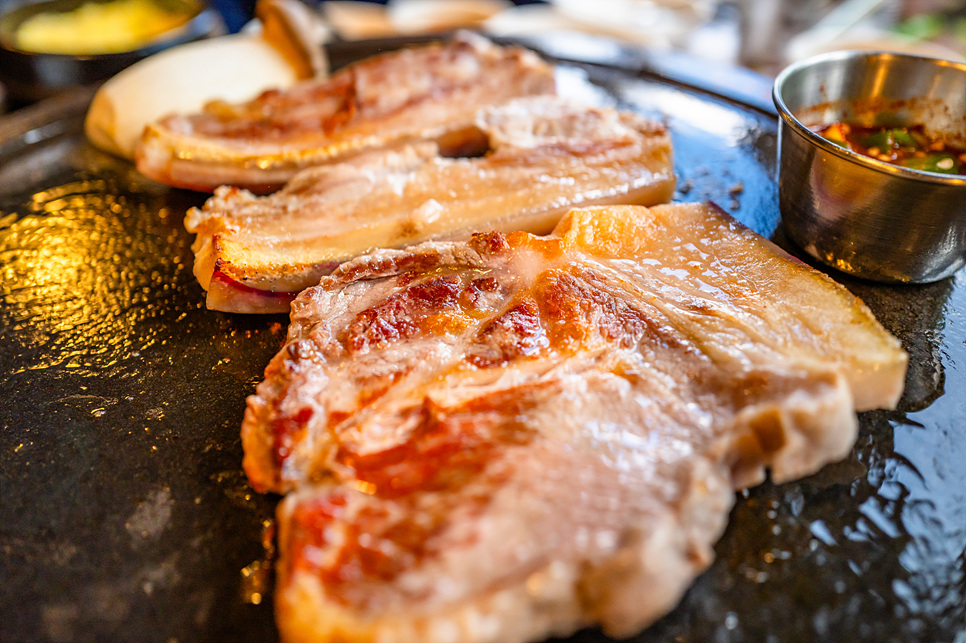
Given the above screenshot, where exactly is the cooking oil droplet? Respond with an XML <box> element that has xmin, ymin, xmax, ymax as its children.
<box><xmin>211</xmin><ymin>470</ymin><xmax>260</xmax><ymax>508</ymax></box>
<box><xmin>240</xmin><ymin>560</ymin><xmax>271</xmax><ymax>605</ymax></box>
<box><xmin>241</xmin><ymin>520</ymin><xmax>276</xmax><ymax>605</ymax></box>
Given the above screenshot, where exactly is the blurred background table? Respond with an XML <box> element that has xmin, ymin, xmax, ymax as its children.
<box><xmin>1</xmin><ymin>0</ymin><xmax>964</xmax><ymax>114</ymax></box>
<box><xmin>212</xmin><ymin>0</ymin><xmax>966</xmax><ymax>74</ymax></box>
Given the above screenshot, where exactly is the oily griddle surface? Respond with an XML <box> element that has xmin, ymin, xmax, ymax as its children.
<box><xmin>1</xmin><ymin>35</ymin><xmax>964</xmax><ymax>643</ymax></box>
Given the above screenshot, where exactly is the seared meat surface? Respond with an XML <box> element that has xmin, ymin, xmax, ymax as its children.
<box><xmin>242</xmin><ymin>204</ymin><xmax>906</xmax><ymax>643</ymax></box>
<box><xmin>185</xmin><ymin>97</ymin><xmax>674</xmax><ymax>313</ymax></box>
<box><xmin>136</xmin><ymin>32</ymin><xmax>556</xmax><ymax>193</ymax></box>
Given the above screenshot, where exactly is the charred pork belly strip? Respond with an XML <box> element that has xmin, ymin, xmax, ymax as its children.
<box><xmin>185</xmin><ymin>97</ymin><xmax>675</xmax><ymax>314</ymax></box>
<box><xmin>242</xmin><ymin>203</ymin><xmax>906</xmax><ymax>643</ymax></box>
<box><xmin>135</xmin><ymin>32</ymin><xmax>556</xmax><ymax>193</ymax></box>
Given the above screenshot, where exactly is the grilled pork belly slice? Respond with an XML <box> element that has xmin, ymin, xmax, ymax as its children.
<box><xmin>185</xmin><ymin>97</ymin><xmax>675</xmax><ymax>314</ymax></box>
<box><xmin>135</xmin><ymin>32</ymin><xmax>555</xmax><ymax>193</ymax></box>
<box><xmin>242</xmin><ymin>203</ymin><xmax>907</xmax><ymax>643</ymax></box>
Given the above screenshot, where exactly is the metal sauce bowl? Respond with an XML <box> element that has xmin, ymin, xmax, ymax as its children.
<box><xmin>774</xmin><ymin>50</ymin><xmax>966</xmax><ymax>283</ymax></box>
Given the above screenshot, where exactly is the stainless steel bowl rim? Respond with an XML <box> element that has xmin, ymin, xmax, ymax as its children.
<box><xmin>773</xmin><ymin>49</ymin><xmax>966</xmax><ymax>187</ymax></box>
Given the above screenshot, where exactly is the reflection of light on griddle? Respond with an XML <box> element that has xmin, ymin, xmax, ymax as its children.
<box><xmin>0</xmin><ymin>179</ymin><xmax>189</xmax><ymax>376</ymax></box>
<box><xmin>618</xmin><ymin>84</ymin><xmax>751</xmax><ymax>145</ymax></box>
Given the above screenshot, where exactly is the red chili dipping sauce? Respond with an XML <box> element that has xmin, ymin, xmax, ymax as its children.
<box><xmin>815</xmin><ymin>122</ymin><xmax>966</xmax><ymax>175</ymax></box>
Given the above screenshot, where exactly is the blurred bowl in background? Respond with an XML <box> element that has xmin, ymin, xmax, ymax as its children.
<box><xmin>389</xmin><ymin>0</ymin><xmax>510</xmax><ymax>34</ymax></box>
<box><xmin>0</xmin><ymin>0</ymin><xmax>224</xmax><ymax>103</ymax></box>
<box><xmin>774</xmin><ymin>50</ymin><xmax>966</xmax><ymax>284</ymax></box>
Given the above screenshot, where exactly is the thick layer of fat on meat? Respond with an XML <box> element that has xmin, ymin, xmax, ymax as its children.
<box><xmin>241</xmin><ymin>203</ymin><xmax>906</xmax><ymax>643</ymax></box>
<box><xmin>185</xmin><ymin>97</ymin><xmax>675</xmax><ymax>313</ymax></box>
<box><xmin>84</xmin><ymin>33</ymin><xmax>302</xmax><ymax>160</ymax></box>
<box><xmin>554</xmin><ymin>203</ymin><xmax>907</xmax><ymax>413</ymax></box>
<box><xmin>134</xmin><ymin>32</ymin><xmax>556</xmax><ymax>193</ymax></box>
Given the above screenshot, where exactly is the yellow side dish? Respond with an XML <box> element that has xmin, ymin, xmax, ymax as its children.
<box><xmin>14</xmin><ymin>0</ymin><xmax>192</xmax><ymax>55</ymax></box>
